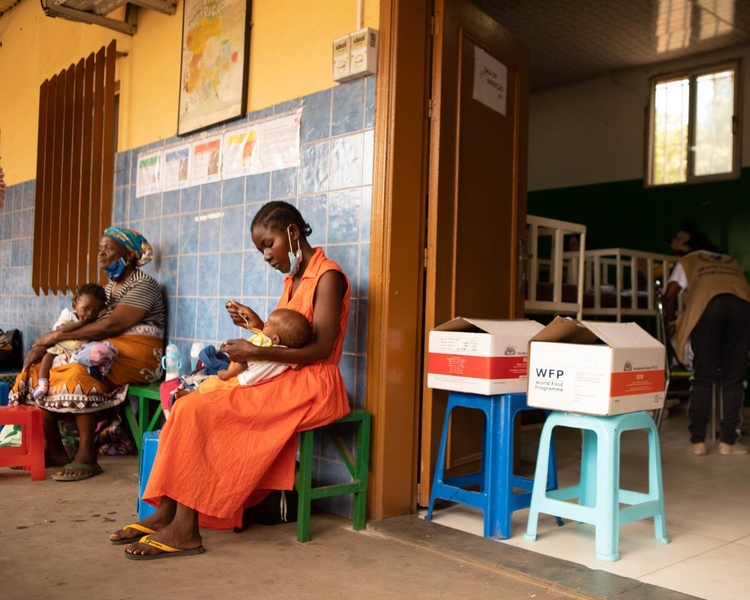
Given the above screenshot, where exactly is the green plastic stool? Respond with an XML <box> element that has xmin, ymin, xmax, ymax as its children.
<box><xmin>123</xmin><ymin>381</ymin><xmax>164</xmax><ymax>458</ymax></box>
<box><xmin>295</xmin><ymin>409</ymin><xmax>371</xmax><ymax>543</ymax></box>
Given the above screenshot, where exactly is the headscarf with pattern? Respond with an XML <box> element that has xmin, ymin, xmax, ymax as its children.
<box><xmin>102</xmin><ymin>227</ymin><xmax>153</xmax><ymax>266</ymax></box>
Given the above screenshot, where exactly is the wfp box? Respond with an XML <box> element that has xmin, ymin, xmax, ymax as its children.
<box><xmin>527</xmin><ymin>317</ymin><xmax>666</xmax><ymax>415</ymax></box>
<box><xmin>427</xmin><ymin>318</ymin><xmax>544</xmax><ymax>395</ymax></box>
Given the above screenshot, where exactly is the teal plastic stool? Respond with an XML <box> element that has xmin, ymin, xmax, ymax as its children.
<box><xmin>524</xmin><ymin>410</ymin><xmax>669</xmax><ymax>561</ymax></box>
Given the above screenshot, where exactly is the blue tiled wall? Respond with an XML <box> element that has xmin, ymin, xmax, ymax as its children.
<box><xmin>0</xmin><ymin>76</ymin><xmax>375</xmax><ymax>516</ymax></box>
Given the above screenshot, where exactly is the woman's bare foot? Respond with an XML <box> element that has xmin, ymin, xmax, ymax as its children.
<box><xmin>124</xmin><ymin>521</ymin><xmax>203</xmax><ymax>557</ymax></box>
<box><xmin>54</xmin><ymin>448</ymin><xmax>98</xmax><ymax>479</ymax></box>
<box><xmin>110</xmin><ymin>501</ymin><xmax>177</xmax><ymax>543</ymax></box>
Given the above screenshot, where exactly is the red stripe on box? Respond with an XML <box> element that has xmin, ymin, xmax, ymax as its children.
<box><xmin>428</xmin><ymin>353</ymin><xmax>527</xmax><ymax>379</ymax></box>
<box><xmin>610</xmin><ymin>370</ymin><xmax>665</xmax><ymax>396</ymax></box>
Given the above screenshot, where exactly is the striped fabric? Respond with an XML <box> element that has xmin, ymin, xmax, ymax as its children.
<box><xmin>104</xmin><ymin>269</ymin><xmax>166</xmax><ymax>331</ymax></box>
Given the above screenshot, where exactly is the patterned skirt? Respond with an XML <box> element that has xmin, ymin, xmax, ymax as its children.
<box><xmin>10</xmin><ymin>327</ymin><xmax>164</xmax><ymax>414</ymax></box>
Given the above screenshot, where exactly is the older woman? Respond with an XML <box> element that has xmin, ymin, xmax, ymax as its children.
<box><xmin>11</xmin><ymin>227</ymin><xmax>165</xmax><ymax>481</ymax></box>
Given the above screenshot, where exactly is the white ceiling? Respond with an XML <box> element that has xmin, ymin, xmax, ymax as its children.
<box><xmin>471</xmin><ymin>0</ymin><xmax>750</xmax><ymax>91</ymax></box>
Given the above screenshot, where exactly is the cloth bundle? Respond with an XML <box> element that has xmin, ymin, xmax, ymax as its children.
<box><xmin>71</xmin><ymin>341</ymin><xmax>120</xmax><ymax>379</ymax></box>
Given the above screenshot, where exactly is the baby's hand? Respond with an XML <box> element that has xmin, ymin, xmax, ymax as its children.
<box><xmin>217</xmin><ymin>369</ymin><xmax>230</xmax><ymax>381</ymax></box>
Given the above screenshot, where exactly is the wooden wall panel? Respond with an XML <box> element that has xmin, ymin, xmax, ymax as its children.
<box><xmin>32</xmin><ymin>82</ymin><xmax>48</xmax><ymax>295</ymax></box>
<box><xmin>34</xmin><ymin>42</ymin><xmax>117</xmax><ymax>295</ymax></box>
<box><xmin>38</xmin><ymin>76</ymin><xmax>56</xmax><ymax>292</ymax></box>
<box><xmin>67</xmin><ymin>59</ymin><xmax>85</xmax><ymax>293</ymax></box>
<box><xmin>88</xmin><ymin>47</ymin><xmax>105</xmax><ymax>284</ymax></box>
<box><xmin>49</xmin><ymin>68</ymin><xmax>66</xmax><ymax>293</ymax></box>
<box><xmin>98</xmin><ymin>40</ymin><xmax>117</xmax><ymax>287</ymax></box>
<box><xmin>78</xmin><ymin>53</ymin><xmax>95</xmax><ymax>291</ymax></box>
<box><xmin>57</xmin><ymin>65</ymin><xmax>75</xmax><ymax>292</ymax></box>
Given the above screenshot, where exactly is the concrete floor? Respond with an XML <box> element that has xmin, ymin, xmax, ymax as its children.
<box><xmin>1</xmin><ymin>455</ymin><xmax>694</xmax><ymax>600</ymax></box>
<box><xmin>0</xmin><ymin>456</ymin><xmax>583</xmax><ymax>600</ymax></box>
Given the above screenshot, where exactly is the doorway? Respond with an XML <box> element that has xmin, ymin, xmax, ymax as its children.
<box><xmin>367</xmin><ymin>0</ymin><xmax>530</xmax><ymax>517</ymax></box>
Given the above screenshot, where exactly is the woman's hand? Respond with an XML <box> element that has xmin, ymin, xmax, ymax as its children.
<box><xmin>35</xmin><ymin>330</ymin><xmax>61</xmax><ymax>348</ymax></box>
<box><xmin>23</xmin><ymin>346</ymin><xmax>48</xmax><ymax>371</ymax></box>
<box><xmin>221</xmin><ymin>338</ymin><xmax>262</xmax><ymax>363</ymax></box>
<box><xmin>225</xmin><ymin>300</ymin><xmax>262</xmax><ymax>330</ymax></box>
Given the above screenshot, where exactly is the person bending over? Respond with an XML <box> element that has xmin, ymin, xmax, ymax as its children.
<box><xmin>665</xmin><ymin>222</ymin><xmax>750</xmax><ymax>457</ymax></box>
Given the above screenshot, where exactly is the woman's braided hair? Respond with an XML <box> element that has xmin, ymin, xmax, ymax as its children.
<box><xmin>251</xmin><ymin>201</ymin><xmax>312</xmax><ymax>238</ymax></box>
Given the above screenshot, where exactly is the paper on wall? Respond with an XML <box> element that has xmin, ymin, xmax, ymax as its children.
<box><xmin>473</xmin><ymin>47</ymin><xmax>507</xmax><ymax>116</ymax></box>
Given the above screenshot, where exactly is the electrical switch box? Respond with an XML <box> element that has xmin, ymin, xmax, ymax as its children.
<box><xmin>333</xmin><ymin>27</ymin><xmax>378</xmax><ymax>83</ymax></box>
<box><xmin>332</xmin><ymin>34</ymin><xmax>351</xmax><ymax>81</ymax></box>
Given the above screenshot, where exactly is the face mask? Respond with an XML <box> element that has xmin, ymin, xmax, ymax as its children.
<box><xmin>103</xmin><ymin>258</ymin><xmax>128</xmax><ymax>280</ymax></box>
<box><xmin>279</xmin><ymin>226</ymin><xmax>302</xmax><ymax>277</ymax></box>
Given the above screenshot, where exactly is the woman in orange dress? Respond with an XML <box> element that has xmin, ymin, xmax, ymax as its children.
<box><xmin>111</xmin><ymin>201</ymin><xmax>351</xmax><ymax>559</ymax></box>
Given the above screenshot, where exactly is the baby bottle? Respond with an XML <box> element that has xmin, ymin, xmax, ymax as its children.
<box><xmin>162</xmin><ymin>340</ymin><xmax>182</xmax><ymax>381</ymax></box>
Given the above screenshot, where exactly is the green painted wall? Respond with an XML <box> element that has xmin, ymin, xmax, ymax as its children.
<box><xmin>529</xmin><ymin>166</ymin><xmax>750</xmax><ymax>273</ymax></box>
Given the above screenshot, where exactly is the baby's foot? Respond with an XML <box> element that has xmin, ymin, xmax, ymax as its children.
<box><xmin>33</xmin><ymin>378</ymin><xmax>50</xmax><ymax>399</ymax></box>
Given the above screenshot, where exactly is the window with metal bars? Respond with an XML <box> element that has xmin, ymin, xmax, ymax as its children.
<box><xmin>647</xmin><ymin>60</ymin><xmax>741</xmax><ymax>186</ymax></box>
<box><xmin>33</xmin><ymin>40</ymin><xmax>117</xmax><ymax>295</ymax></box>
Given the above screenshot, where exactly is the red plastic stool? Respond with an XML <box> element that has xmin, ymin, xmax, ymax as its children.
<box><xmin>0</xmin><ymin>405</ymin><xmax>46</xmax><ymax>480</ymax></box>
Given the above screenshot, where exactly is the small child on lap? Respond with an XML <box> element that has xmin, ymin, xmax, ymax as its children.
<box><xmin>199</xmin><ymin>308</ymin><xmax>311</xmax><ymax>393</ymax></box>
<box><xmin>33</xmin><ymin>283</ymin><xmax>108</xmax><ymax>399</ymax></box>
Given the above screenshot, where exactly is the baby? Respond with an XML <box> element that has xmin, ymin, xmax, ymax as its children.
<box><xmin>217</xmin><ymin>307</ymin><xmax>312</xmax><ymax>385</ymax></box>
<box><xmin>33</xmin><ymin>283</ymin><xmax>108</xmax><ymax>399</ymax></box>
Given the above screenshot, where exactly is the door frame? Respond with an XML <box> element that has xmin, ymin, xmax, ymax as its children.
<box><xmin>366</xmin><ymin>0</ymin><xmax>432</xmax><ymax>518</ymax></box>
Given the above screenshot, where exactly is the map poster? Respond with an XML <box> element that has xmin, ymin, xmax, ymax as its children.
<box><xmin>177</xmin><ymin>0</ymin><xmax>250</xmax><ymax>135</ymax></box>
<box><xmin>161</xmin><ymin>145</ymin><xmax>191</xmax><ymax>192</ymax></box>
<box><xmin>189</xmin><ymin>136</ymin><xmax>223</xmax><ymax>186</ymax></box>
<box><xmin>135</xmin><ymin>150</ymin><xmax>162</xmax><ymax>198</ymax></box>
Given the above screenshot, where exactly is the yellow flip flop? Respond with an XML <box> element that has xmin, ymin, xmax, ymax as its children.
<box><xmin>124</xmin><ymin>535</ymin><xmax>205</xmax><ymax>560</ymax></box>
<box><xmin>109</xmin><ymin>523</ymin><xmax>156</xmax><ymax>545</ymax></box>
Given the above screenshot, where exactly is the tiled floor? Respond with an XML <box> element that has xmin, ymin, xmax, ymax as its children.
<box><xmin>423</xmin><ymin>403</ymin><xmax>750</xmax><ymax>600</ymax></box>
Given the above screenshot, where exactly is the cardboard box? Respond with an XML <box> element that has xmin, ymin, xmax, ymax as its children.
<box><xmin>427</xmin><ymin>318</ymin><xmax>544</xmax><ymax>395</ymax></box>
<box><xmin>527</xmin><ymin>317</ymin><xmax>665</xmax><ymax>415</ymax></box>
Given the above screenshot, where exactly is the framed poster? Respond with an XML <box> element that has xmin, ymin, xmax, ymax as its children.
<box><xmin>177</xmin><ymin>0</ymin><xmax>251</xmax><ymax>136</ymax></box>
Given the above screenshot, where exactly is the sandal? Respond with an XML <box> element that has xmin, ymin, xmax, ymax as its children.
<box><xmin>110</xmin><ymin>523</ymin><xmax>157</xmax><ymax>545</ymax></box>
<box><xmin>52</xmin><ymin>463</ymin><xmax>103</xmax><ymax>482</ymax></box>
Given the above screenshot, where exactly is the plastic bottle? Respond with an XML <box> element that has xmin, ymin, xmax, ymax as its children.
<box><xmin>161</xmin><ymin>341</ymin><xmax>182</xmax><ymax>381</ymax></box>
<box><xmin>190</xmin><ymin>342</ymin><xmax>207</xmax><ymax>372</ymax></box>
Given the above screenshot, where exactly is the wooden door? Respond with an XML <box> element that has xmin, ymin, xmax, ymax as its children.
<box><xmin>419</xmin><ymin>0</ymin><xmax>530</xmax><ymax>506</ymax></box>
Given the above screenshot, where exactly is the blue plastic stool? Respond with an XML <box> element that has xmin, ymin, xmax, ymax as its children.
<box><xmin>524</xmin><ymin>410</ymin><xmax>669</xmax><ymax>561</ymax></box>
<box><xmin>0</xmin><ymin>382</ymin><xmax>9</xmax><ymax>406</ymax></box>
<box><xmin>426</xmin><ymin>392</ymin><xmax>560</xmax><ymax>539</ymax></box>
<box><xmin>137</xmin><ymin>430</ymin><xmax>161</xmax><ymax>520</ymax></box>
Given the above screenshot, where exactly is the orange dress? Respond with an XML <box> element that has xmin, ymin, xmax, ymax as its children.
<box><xmin>143</xmin><ymin>248</ymin><xmax>351</xmax><ymax>529</ymax></box>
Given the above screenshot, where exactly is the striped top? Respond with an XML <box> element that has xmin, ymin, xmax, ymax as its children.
<box><xmin>104</xmin><ymin>269</ymin><xmax>166</xmax><ymax>332</ymax></box>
